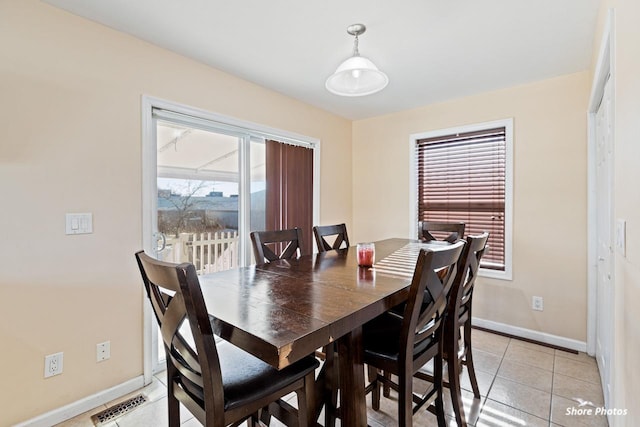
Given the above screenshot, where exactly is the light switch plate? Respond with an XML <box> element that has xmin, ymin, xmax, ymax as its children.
<box><xmin>65</xmin><ymin>213</ymin><xmax>93</xmax><ymax>235</ymax></box>
<box><xmin>97</xmin><ymin>341</ymin><xmax>110</xmax><ymax>362</ymax></box>
<box><xmin>616</xmin><ymin>219</ymin><xmax>626</xmax><ymax>256</ymax></box>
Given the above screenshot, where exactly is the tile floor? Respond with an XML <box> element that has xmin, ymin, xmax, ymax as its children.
<box><xmin>56</xmin><ymin>329</ymin><xmax>607</xmax><ymax>427</ymax></box>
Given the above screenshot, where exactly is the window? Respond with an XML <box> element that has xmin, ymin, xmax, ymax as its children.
<box><xmin>411</xmin><ymin>119</ymin><xmax>513</xmax><ymax>279</ymax></box>
<box><xmin>146</xmin><ymin>103</ymin><xmax>319</xmax><ymax>268</ymax></box>
<box><xmin>153</xmin><ymin>115</ymin><xmax>268</xmax><ymax>272</ymax></box>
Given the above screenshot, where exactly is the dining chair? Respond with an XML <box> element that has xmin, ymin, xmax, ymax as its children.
<box><xmin>313</xmin><ymin>223</ymin><xmax>350</xmax><ymax>252</ymax></box>
<box><xmin>250</xmin><ymin>228</ymin><xmax>304</xmax><ymax>264</ymax></box>
<box><xmin>414</xmin><ymin>232</ymin><xmax>489</xmax><ymax>426</ymax></box>
<box><xmin>363</xmin><ymin>241</ymin><xmax>466</xmax><ymax>427</ymax></box>
<box><xmin>419</xmin><ymin>221</ymin><xmax>466</xmax><ymax>243</ymax></box>
<box><xmin>135</xmin><ymin>251</ymin><xmax>319</xmax><ymax>427</ymax></box>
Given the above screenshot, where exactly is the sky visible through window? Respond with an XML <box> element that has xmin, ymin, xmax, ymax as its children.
<box><xmin>158</xmin><ymin>178</ymin><xmax>265</xmax><ymax>197</ymax></box>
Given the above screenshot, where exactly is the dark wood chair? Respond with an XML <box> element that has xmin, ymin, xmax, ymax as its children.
<box><xmin>419</xmin><ymin>221</ymin><xmax>466</xmax><ymax>243</ymax></box>
<box><xmin>135</xmin><ymin>251</ymin><xmax>319</xmax><ymax>427</ymax></box>
<box><xmin>363</xmin><ymin>241</ymin><xmax>466</xmax><ymax>427</ymax></box>
<box><xmin>415</xmin><ymin>232</ymin><xmax>489</xmax><ymax>426</ymax></box>
<box><xmin>313</xmin><ymin>223</ymin><xmax>350</xmax><ymax>252</ymax></box>
<box><xmin>250</xmin><ymin>228</ymin><xmax>304</xmax><ymax>264</ymax></box>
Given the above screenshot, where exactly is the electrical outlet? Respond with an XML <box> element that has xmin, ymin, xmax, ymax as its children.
<box><xmin>532</xmin><ymin>296</ymin><xmax>544</xmax><ymax>311</ymax></box>
<box><xmin>97</xmin><ymin>341</ymin><xmax>110</xmax><ymax>362</ymax></box>
<box><xmin>44</xmin><ymin>352</ymin><xmax>63</xmax><ymax>378</ymax></box>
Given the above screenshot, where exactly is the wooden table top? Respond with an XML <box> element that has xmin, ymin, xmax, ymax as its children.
<box><xmin>199</xmin><ymin>238</ymin><xmax>443</xmax><ymax>370</ymax></box>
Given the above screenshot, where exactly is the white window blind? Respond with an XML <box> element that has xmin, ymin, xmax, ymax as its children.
<box><xmin>416</xmin><ymin>127</ymin><xmax>506</xmax><ymax>270</ymax></box>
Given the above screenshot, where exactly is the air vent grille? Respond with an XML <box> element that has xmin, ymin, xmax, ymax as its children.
<box><xmin>91</xmin><ymin>394</ymin><xmax>147</xmax><ymax>425</ymax></box>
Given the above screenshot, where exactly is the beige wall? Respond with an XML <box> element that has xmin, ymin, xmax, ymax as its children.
<box><xmin>4</xmin><ymin>0</ymin><xmax>637</xmax><ymax>424</ymax></box>
<box><xmin>592</xmin><ymin>1</ymin><xmax>640</xmax><ymax>424</ymax></box>
<box><xmin>0</xmin><ymin>1</ymin><xmax>351</xmax><ymax>424</ymax></box>
<box><xmin>352</xmin><ymin>72</ymin><xmax>590</xmax><ymax>342</ymax></box>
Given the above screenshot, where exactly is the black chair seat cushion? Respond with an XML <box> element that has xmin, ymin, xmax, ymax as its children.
<box><xmin>183</xmin><ymin>340</ymin><xmax>319</xmax><ymax>411</ymax></box>
<box><xmin>363</xmin><ymin>312</ymin><xmax>435</xmax><ymax>364</ymax></box>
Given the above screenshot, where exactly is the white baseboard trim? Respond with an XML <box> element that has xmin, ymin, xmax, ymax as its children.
<box><xmin>472</xmin><ymin>317</ymin><xmax>587</xmax><ymax>352</ymax></box>
<box><xmin>13</xmin><ymin>319</ymin><xmax>586</xmax><ymax>426</ymax></box>
<box><xmin>15</xmin><ymin>376</ymin><xmax>146</xmax><ymax>427</ymax></box>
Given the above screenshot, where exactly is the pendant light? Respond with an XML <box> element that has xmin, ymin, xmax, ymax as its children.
<box><xmin>325</xmin><ymin>23</ymin><xmax>389</xmax><ymax>97</ymax></box>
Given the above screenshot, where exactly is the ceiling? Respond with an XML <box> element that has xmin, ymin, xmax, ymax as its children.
<box><xmin>44</xmin><ymin>0</ymin><xmax>601</xmax><ymax>120</ymax></box>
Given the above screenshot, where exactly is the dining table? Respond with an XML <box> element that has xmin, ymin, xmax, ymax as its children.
<box><xmin>198</xmin><ymin>237</ymin><xmax>449</xmax><ymax>427</ymax></box>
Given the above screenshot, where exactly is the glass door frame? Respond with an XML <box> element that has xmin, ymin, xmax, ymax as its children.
<box><xmin>141</xmin><ymin>95</ymin><xmax>320</xmax><ymax>383</ymax></box>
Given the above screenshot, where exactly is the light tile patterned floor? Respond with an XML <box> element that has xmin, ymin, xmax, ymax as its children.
<box><xmin>55</xmin><ymin>329</ymin><xmax>608</xmax><ymax>427</ymax></box>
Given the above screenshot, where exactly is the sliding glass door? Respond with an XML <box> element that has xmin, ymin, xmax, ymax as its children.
<box><xmin>142</xmin><ymin>100</ymin><xmax>318</xmax><ymax>377</ymax></box>
<box><xmin>153</xmin><ymin>118</ymin><xmax>267</xmax><ymax>270</ymax></box>
<box><xmin>150</xmin><ymin>110</ymin><xmax>267</xmax><ymax>372</ymax></box>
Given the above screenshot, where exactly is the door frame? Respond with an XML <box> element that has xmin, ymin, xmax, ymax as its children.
<box><xmin>586</xmin><ymin>8</ymin><xmax>615</xmax><ymax>409</ymax></box>
<box><xmin>140</xmin><ymin>95</ymin><xmax>321</xmax><ymax>384</ymax></box>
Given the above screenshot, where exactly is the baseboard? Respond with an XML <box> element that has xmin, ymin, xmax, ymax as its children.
<box><xmin>14</xmin><ymin>376</ymin><xmax>146</xmax><ymax>427</ymax></box>
<box><xmin>472</xmin><ymin>317</ymin><xmax>587</xmax><ymax>353</ymax></box>
<box><xmin>13</xmin><ymin>319</ymin><xmax>586</xmax><ymax>425</ymax></box>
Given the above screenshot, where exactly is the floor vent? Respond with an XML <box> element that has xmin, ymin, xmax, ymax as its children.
<box><xmin>91</xmin><ymin>394</ymin><xmax>147</xmax><ymax>425</ymax></box>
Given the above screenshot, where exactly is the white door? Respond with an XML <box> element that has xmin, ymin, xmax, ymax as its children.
<box><xmin>594</xmin><ymin>76</ymin><xmax>613</xmax><ymax>408</ymax></box>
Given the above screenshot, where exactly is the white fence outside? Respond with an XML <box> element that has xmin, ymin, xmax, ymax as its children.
<box><xmin>162</xmin><ymin>231</ymin><xmax>239</xmax><ymax>275</ymax></box>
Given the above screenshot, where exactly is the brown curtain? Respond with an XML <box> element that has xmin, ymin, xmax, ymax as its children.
<box><xmin>265</xmin><ymin>140</ymin><xmax>314</xmax><ymax>255</ymax></box>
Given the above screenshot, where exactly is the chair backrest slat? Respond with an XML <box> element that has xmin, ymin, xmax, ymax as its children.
<box><xmin>449</xmin><ymin>232</ymin><xmax>490</xmax><ymax>325</ymax></box>
<box><xmin>313</xmin><ymin>223</ymin><xmax>350</xmax><ymax>252</ymax></box>
<box><xmin>250</xmin><ymin>228</ymin><xmax>304</xmax><ymax>264</ymax></box>
<box><xmin>419</xmin><ymin>221</ymin><xmax>466</xmax><ymax>243</ymax></box>
<box><xmin>399</xmin><ymin>241</ymin><xmax>466</xmax><ymax>362</ymax></box>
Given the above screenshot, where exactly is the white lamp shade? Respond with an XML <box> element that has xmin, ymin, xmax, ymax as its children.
<box><xmin>325</xmin><ymin>55</ymin><xmax>389</xmax><ymax>97</ymax></box>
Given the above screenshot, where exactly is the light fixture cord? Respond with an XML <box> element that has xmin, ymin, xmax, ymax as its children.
<box><xmin>352</xmin><ymin>35</ymin><xmax>360</xmax><ymax>57</ymax></box>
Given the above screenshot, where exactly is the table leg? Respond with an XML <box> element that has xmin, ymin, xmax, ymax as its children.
<box><xmin>337</xmin><ymin>326</ymin><xmax>367</xmax><ymax>427</ymax></box>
